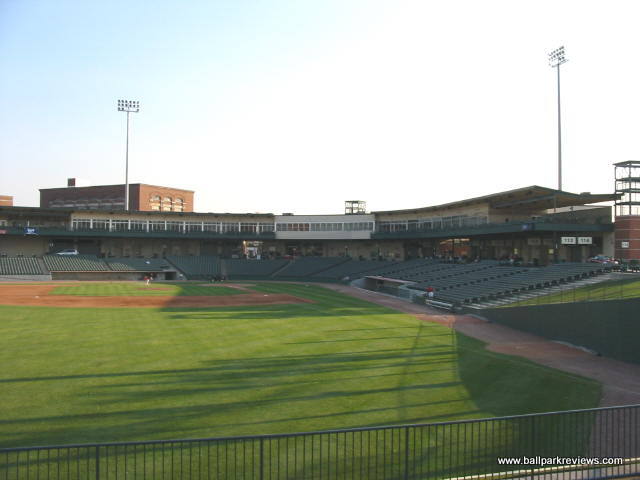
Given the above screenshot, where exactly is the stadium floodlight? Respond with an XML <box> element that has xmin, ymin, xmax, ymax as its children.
<box><xmin>117</xmin><ymin>99</ymin><xmax>141</xmax><ymax>211</ymax></box>
<box><xmin>118</xmin><ymin>100</ymin><xmax>140</xmax><ymax>112</ymax></box>
<box><xmin>548</xmin><ymin>46</ymin><xmax>568</xmax><ymax>191</ymax></box>
<box><xmin>548</xmin><ymin>46</ymin><xmax>567</xmax><ymax>68</ymax></box>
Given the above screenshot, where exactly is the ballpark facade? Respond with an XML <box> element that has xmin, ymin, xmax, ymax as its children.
<box><xmin>3</xmin><ymin>184</ymin><xmax>634</xmax><ymax>264</ymax></box>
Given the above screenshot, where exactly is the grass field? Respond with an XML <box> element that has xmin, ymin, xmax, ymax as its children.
<box><xmin>50</xmin><ymin>282</ymin><xmax>243</xmax><ymax>296</ymax></box>
<box><xmin>0</xmin><ymin>282</ymin><xmax>600</xmax><ymax>449</ymax></box>
<box><xmin>505</xmin><ymin>277</ymin><xmax>640</xmax><ymax>307</ymax></box>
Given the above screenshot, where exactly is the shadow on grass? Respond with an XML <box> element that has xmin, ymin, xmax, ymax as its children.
<box><xmin>0</xmin><ymin>348</ymin><xmax>455</xmax><ymax>385</ymax></box>
<box><xmin>285</xmin><ymin>335</ymin><xmax>430</xmax><ymax>344</ymax></box>
<box><xmin>161</xmin><ymin>304</ymin><xmax>401</xmax><ymax>320</ymax></box>
<box><xmin>3</xmin><ymin>342</ymin><xmax>467</xmax><ymax>447</ymax></box>
<box><xmin>454</xmin><ymin>329</ymin><xmax>602</xmax><ymax>458</ymax></box>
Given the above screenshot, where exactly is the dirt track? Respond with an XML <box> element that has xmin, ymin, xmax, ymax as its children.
<box><xmin>324</xmin><ymin>284</ymin><xmax>640</xmax><ymax>407</ymax></box>
<box><xmin>0</xmin><ymin>284</ymin><xmax>313</xmax><ymax>308</ymax></box>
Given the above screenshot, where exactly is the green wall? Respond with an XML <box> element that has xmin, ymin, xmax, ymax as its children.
<box><xmin>477</xmin><ymin>298</ymin><xmax>640</xmax><ymax>365</ymax></box>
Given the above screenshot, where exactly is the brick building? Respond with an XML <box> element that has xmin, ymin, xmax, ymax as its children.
<box><xmin>39</xmin><ymin>180</ymin><xmax>194</xmax><ymax>212</ymax></box>
<box><xmin>0</xmin><ymin>196</ymin><xmax>13</xmax><ymax>207</ymax></box>
<box><xmin>614</xmin><ymin>161</ymin><xmax>640</xmax><ymax>261</ymax></box>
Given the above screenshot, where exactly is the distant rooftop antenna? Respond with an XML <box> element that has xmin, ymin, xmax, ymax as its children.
<box><xmin>345</xmin><ymin>200</ymin><xmax>366</xmax><ymax>215</ymax></box>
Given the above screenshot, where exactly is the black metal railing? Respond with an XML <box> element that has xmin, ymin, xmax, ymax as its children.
<box><xmin>1</xmin><ymin>226</ymin><xmax>276</xmax><ymax>240</ymax></box>
<box><xmin>372</xmin><ymin>215</ymin><xmax>614</xmax><ymax>240</ymax></box>
<box><xmin>1</xmin><ymin>404</ymin><xmax>638</xmax><ymax>479</ymax></box>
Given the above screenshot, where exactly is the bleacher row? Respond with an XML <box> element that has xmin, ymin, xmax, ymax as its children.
<box><xmin>42</xmin><ymin>255</ymin><xmax>173</xmax><ymax>273</ymax></box>
<box><xmin>0</xmin><ymin>257</ymin><xmax>45</xmax><ymax>275</ymax></box>
<box><xmin>402</xmin><ymin>261</ymin><xmax>611</xmax><ymax>306</ymax></box>
<box><xmin>0</xmin><ymin>255</ymin><xmax>173</xmax><ymax>275</ymax></box>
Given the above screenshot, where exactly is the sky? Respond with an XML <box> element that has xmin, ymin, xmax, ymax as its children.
<box><xmin>1</xmin><ymin>0</ymin><xmax>639</xmax><ymax>214</ymax></box>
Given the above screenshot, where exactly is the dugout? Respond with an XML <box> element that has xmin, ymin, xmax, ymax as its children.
<box><xmin>362</xmin><ymin>275</ymin><xmax>414</xmax><ymax>295</ymax></box>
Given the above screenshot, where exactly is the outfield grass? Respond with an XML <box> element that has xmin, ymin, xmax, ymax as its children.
<box><xmin>505</xmin><ymin>277</ymin><xmax>640</xmax><ymax>307</ymax></box>
<box><xmin>50</xmin><ymin>282</ymin><xmax>243</xmax><ymax>296</ymax></box>
<box><xmin>0</xmin><ymin>283</ymin><xmax>600</xmax><ymax>448</ymax></box>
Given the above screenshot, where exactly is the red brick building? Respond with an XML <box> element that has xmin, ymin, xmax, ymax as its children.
<box><xmin>614</xmin><ymin>216</ymin><xmax>640</xmax><ymax>260</ymax></box>
<box><xmin>614</xmin><ymin>161</ymin><xmax>640</xmax><ymax>261</ymax></box>
<box><xmin>39</xmin><ymin>181</ymin><xmax>194</xmax><ymax>212</ymax></box>
<box><xmin>0</xmin><ymin>196</ymin><xmax>13</xmax><ymax>207</ymax></box>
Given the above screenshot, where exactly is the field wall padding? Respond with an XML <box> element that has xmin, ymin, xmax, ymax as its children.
<box><xmin>50</xmin><ymin>271</ymin><xmax>174</xmax><ymax>281</ymax></box>
<box><xmin>478</xmin><ymin>298</ymin><xmax>640</xmax><ymax>365</ymax></box>
<box><xmin>0</xmin><ymin>274</ymin><xmax>52</xmax><ymax>282</ymax></box>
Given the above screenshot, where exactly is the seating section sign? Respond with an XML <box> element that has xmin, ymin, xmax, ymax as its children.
<box><xmin>561</xmin><ymin>237</ymin><xmax>592</xmax><ymax>245</ymax></box>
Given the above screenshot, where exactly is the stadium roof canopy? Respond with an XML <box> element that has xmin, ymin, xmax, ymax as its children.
<box><xmin>373</xmin><ymin>185</ymin><xmax>620</xmax><ymax>215</ymax></box>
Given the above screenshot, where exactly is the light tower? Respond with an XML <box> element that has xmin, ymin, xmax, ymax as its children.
<box><xmin>548</xmin><ymin>46</ymin><xmax>567</xmax><ymax>191</ymax></box>
<box><xmin>117</xmin><ymin>99</ymin><xmax>140</xmax><ymax>211</ymax></box>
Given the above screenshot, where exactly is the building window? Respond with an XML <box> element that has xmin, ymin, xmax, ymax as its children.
<box><xmin>130</xmin><ymin>220</ymin><xmax>146</xmax><ymax>231</ymax></box>
<box><xmin>149</xmin><ymin>221</ymin><xmax>165</xmax><ymax>232</ymax></box>
<box><xmin>72</xmin><ymin>219</ymin><xmax>91</xmax><ymax>230</ymax></box>
<box><xmin>377</xmin><ymin>222</ymin><xmax>408</xmax><ymax>232</ymax></box>
<box><xmin>203</xmin><ymin>223</ymin><xmax>219</xmax><ymax>232</ymax></box>
<box><xmin>240</xmin><ymin>223</ymin><xmax>257</xmax><ymax>233</ymax></box>
<box><xmin>166</xmin><ymin>221</ymin><xmax>182</xmax><ymax>232</ymax></box>
<box><xmin>111</xmin><ymin>220</ymin><xmax>128</xmax><ymax>231</ymax></box>
<box><xmin>149</xmin><ymin>195</ymin><xmax>161</xmax><ymax>210</ymax></box>
<box><xmin>221</xmin><ymin>223</ymin><xmax>239</xmax><ymax>233</ymax></box>
<box><xmin>92</xmin><ymin>220</ymin><xmax>108</xmax><ymax>230</ymax></box>
<box><xmin>75</xmin><ymin>199</ymin><xmax>89</xmax><ymax>210</ymax></box>
<box><xmin>277</xmin><ymin>223</ymin><xmax>311</xmax><ymax>232</ymax></box>
<box><xmin>344</xmin><ymin>222</ymin><xmax>373</xmax><ymax>231</ymax></box>
<box><xmin>185</xmin><ymin>222</ymin><xmax>202</xmax><ymax>232</ymax></box>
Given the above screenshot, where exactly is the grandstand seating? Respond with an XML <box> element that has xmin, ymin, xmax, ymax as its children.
<box><xmin>105</xmin><ymin>258</ymin><xmax>172</xmax><ymax>272</ymax></box>
<box><xmin>351</xmin><ymin>258</ymin><xmax>437</xmax><ymax>279</ymax></box>
<box><xmin>408</xmin><ymin>262</ymin><xmax>612</xmax><ymax>306</ymax></box>
<box><xmin>0</xmin><ymin>257</ymin><xmax>45</xmax><ymax>275</ymax></box>
<box><xmin>225</xmin><ymin>259</ymin><xmax>289</xmax><ymax>278</ymax></box>
<box><xmin>43</xmin><ymin>255</ymin><xmax>110</xmax><ymax>272</ymax></box>
<box><xmin>312</xmin><ymin>259</ymin><xmax>399</xmax><ymax>280</ymax></box>
<box><xmin>272</xmin><ymin>257</ymin><xmax>349</xmax><ymax>278</ymax></box>
<box><xmin>166</xmin><ymin>255</ymin><xmax>221</xmax><ymax>280</ymax></box>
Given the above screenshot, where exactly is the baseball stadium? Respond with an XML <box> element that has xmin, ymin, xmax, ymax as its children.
<box><xmin>1</xmin><ymin>163</ymin><xmax>639</xmax><ymax>479</ymax></box>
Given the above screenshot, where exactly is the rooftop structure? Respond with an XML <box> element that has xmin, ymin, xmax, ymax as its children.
<box><xmin>39</xmin><ymin>182</ymin><xmax>194</xmax><ymax>212</ymax></box>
